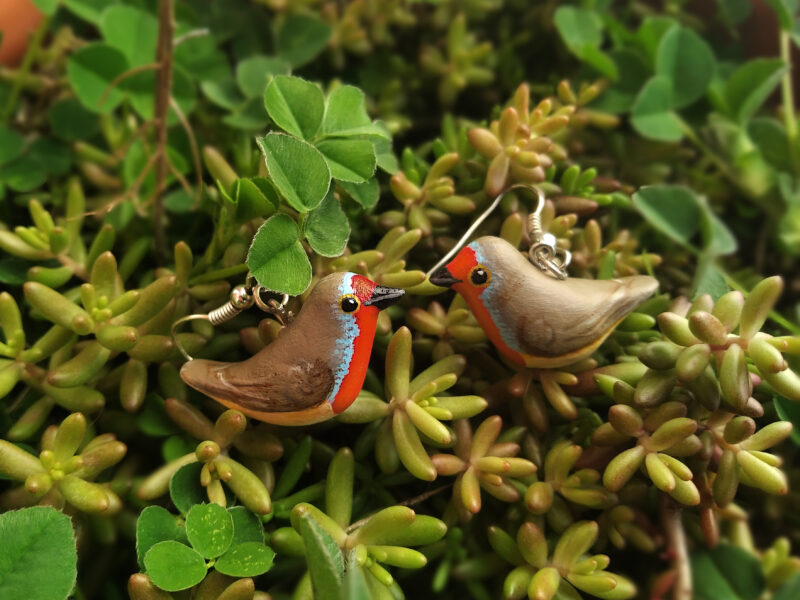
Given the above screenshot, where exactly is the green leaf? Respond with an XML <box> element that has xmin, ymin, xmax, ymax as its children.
<box><xmin>99</xmin><ymin>5</ymin><xmax>158</xmax><ymax>67</ymax></box>
<box><xmin>0</xmin><ymin>258</ymin><xmax>29</xmax><ymax>285</ymax></box>
<box><xmin>276</xmin><ymin>14</ymin><xmax>332</xmax><ymax>68</ymax></box>
<box><xmin>223</xmin><ymin>97</ymin><xmax>268</xmax><ymax>131</ymax></box>
<box><xmin>343</xmin><ymin>561</ymin><xmax>372</xmax><ymax>600</ymax></box>
<box><xmin>339</xmin><ymin>178</ymin><xmax>380</xmax><ymax>209</ymax></box>
<box><xmin>136</xmin><ymin>393</ymin><xmax>179</xmax><ymax>437</ymax></box>
<box><xmin>323</xmin><ymin>85</ymin><xmax>389</xmax><ymax>138</ymax></box>
<box><xmin>201</xmin><ymin>78</ymin><xmax>245</xmax><ymax>111</ymax></box>
<box><xmin>0</xmin><ymin>155</ymin><xmax>48</xmax><ymax>192</ymax></box>
<box><xmin>233</xmin><ymin>178</ymin><xmax>277</xmax><ymax>223</ymax></box>
<box><xmin>174</xmin><ymin>34</ymin><xmax>229</xmax><ymax>83</ymax></box>
<box><xmin>136</xmin><ymin>505</ymin><xmax>185</xmax><ymax>570</ymax></box>
<box><xmin>591</xmin><ymin>50</ymin><xmax>650</xmax><ymax>114</ymax></box>
<box><xmin>169</xmin><ymin>461</ymin><xmax>205</xmax><ymax>514</ymax></box>
<box><xmin>144</xmin><ymin>541</ymin><xmax>207</xmax><ymax>592</ymax></box>
<box><xmin>579</xmin><ymin>45</ymin><xmax>619</xmax><ymax>80</ymax></box>
<box><xmin>553</xmin><ymin>6</ymin><xmax>603</xmax><ymax>54</ymax></box>
<box><xmin>126</xmin><ymin>65</ymin><xmax>197</xmax><ymax>122</ymax></box>
<box><xmin>717</xmin><ymin>0</ymin><xmax>752</xmax><ymax>26</ymax></box>
<box><xmin>636</xmin><ymin>16</ymin><xmax>678</xmax><ymax>64</ymax></box>
<box><xmin>304</xmin><ymin>188</ymin><xmax>351</xmax><ymax>257</ymax></box>
<box><xmin>237</xmin><ymin>55</ymin><xmax>291</xmax><ymax>99</ymax></box>
<box><xmin>30</xmin><ymin>137</ymin><xmax>70</xmax><ymax>176</ymax></box>
<box><xmin>31</xmin><ymin>0</ymin><xmax>58</xmax><ymax>15</ymax></box>
<box><xmin>767</xmin><ymin>0</ymin><xmax>799</xmax><ymax>30</ymax></box>
<box><xmin>691</xmin><ymin>544</ymin><xmax>765</xmax><ymax>600</ymax></box>
<box><xmin>748</xmin><ymin>118</ymin><xmax>793</xmax><ymax>171</ymax></box>
<box><xmin>215</xmin><ymin>542</ymin><xmax>276</xmax><ymax>577</ymax></box>
<box><xmin>774</xmin><ymin>396</ymin><xmax>800</xmax><ymax>445</ymax></box>
<box><xmin>257</xmin><ymin>132</ymin><xmax>331</xmax><ymax>212</ymax></box>
<box><xmin>775</xmin><ymin>573</ymin><xmax>800</xmax><ymax>599</ymax></box>
<box><xmin>371</xmin><ymin>136</ymin><xmax>399</xmax><ymax>174</ymax></box>
<box><xmin>700</xmin><ymin>206</ymin><xmax>737</xmax><ymax>256</ymax></box>
<box><xmin>64</xmin><ymin>0</ymin><xmax>114</xmax><ymax>24</ymax></box>
<box><xmin>185</xmin><ymin>503</ymin><xmax>234</xmax><ymax>559</ymax></box>
<box><xmin>633</xmin><ymin>185</ymin><xmax>701</xmax><ymax>248</ymax></box>
<box><xmin>0</xmin><ymin>507</ymin><xmax>77</xmax><ymax>600</ymax></box>
<box><xmin>264</xmin><ymin>75</ymin><xmax>325</xmax><ymax>139</ymax></box>
<box><xmin>228</xmin><ymin>506</ymin><xmax>265</xmax><ymax>545</ymax></box>
<box><xmin>67</xmin><ymin>43</ymin><xmax>129</xmax><ymax>113</ymax></box>
<box><xmin>247</xmin><ymin>213</ymin><xmax>312</xmax><ymax>295</ymax></box>
<box><xmin>631</xmin><ymin>76</ymin><xmax>684</xmax><ymax>142</ymax></box>
<box><xmin>655</xmin><ymin>26</ymin><xmax>716</xmax><ymax>108</ymax></box>
<box><xmin>693</xmin><ymin>257</ymin><xmax>729</xmax><ymax>302</ymax></box>
<box><xmin>48</xmin><ymin>98</ymin><xmax>100</xmax><ymax>141</ymax></box>
<box><xmin>0</xmin><ymin>126</ymin><xmax>25</xmax><ymax>165</ymax></box>
<box><xmin>297</xmin><ymin>511</ymin><xmax>345</xmax><ymax>600</ymax></box>
<box><xmin>315</xmin><ymin>139</ymin><xmax>377</xmax><ymax>183</ymax></box>
<box><xmin>725</xmin><ymin>59</ymin><xmax>787</xmax><ymax>123</ymax></box>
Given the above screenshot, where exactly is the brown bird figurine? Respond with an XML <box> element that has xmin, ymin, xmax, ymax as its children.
<box><xmin>429</xmin><ymin>236</ymin><xmax>658</xmax><ymax>369</ymax></box>
<box><xmin>180</xmin><ymin>272</ymin><xmax>404</xmax><ymax>425</ymax></box>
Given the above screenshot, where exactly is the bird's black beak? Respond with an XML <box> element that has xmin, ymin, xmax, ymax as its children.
<box><xmin>429</xmin><ymin>266</ymin><xmax>461</xmax><ymax>288</ymax></box>
<box><xmin>364</xmin><ymin>285</ymin><xmax>405</xmax><ymax>310</ymax></box>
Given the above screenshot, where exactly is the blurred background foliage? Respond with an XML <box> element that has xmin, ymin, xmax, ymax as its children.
<box><xmin>2</xmin><ymin>0</ymin><xmax>800</xmax><ymax>599</ymax></box>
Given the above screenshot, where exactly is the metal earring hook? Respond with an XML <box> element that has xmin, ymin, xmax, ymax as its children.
<box><xmin>425</xmin><ymin>183</ymin><xmax>571</xmax><ymax>280</ymax></box>
<box><xmin>171</xmin><ymin>274</ymin><xmax>291</xmax><ymax>361</ymax></box>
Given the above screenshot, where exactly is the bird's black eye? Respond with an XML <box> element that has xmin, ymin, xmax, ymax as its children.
<box><xmin>340</xmin><ymin>295</ymin><xmax>360</xmax><ymax>313</ymax></box>
<box><xmin>469</xmin><ymin>265</ymin><xmax>491</xmax><ymax>286</ymax></box>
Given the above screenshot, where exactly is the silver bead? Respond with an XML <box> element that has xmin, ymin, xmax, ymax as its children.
<box><xmin>230</xmin><ymin>285</ymin><xmax>254</xmax><ymax>309</ymax></box>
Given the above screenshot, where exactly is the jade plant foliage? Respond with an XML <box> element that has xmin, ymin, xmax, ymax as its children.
<box><xmin>3</xmin><ymin>0</ymin><xmax>800</xmax><ymax>599</ymax></box>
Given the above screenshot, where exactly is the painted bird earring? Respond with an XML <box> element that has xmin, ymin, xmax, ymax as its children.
<box><xmin>428</xmin><ymin>184</ymin><xmax>658</xmax><ymax>369</ymax></box>
<box><xmin>173</xmin><ymin>273</ymin><xmax>404</xmax><ymax>425</ymax></box>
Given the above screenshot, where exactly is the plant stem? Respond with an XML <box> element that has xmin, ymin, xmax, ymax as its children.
<box><xmin>1</xmin><ymin>17</ymin><xmax>50</xmax><ymax>124</ymax></box>
<box><xmin>661</xmin><ymin>494</ymin><xmax>692</xmax><ymax>600</ymax></box>
<box><xmin>780</xmin><ymin>30</ymin><xmax>800</xmax><ymax>174</ymax></box>
<box><xmin>152</xmin><ymin>0</ymin><xmax>175</xmax><ymax>261</ymax></box>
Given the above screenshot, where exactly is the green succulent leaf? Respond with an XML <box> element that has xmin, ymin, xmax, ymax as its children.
<box><xmin>0</xmin><ymin>507</ymin><xmax>77</xmax><ymax>600</ymax></box>
<box><xmin>257</xmin><ymin>132</ymin><xmax>332</xmax><ymax>212</ymax></box>
<box><xmin>186</xmin><ymin>503</ymin><xmax>234</xmax><ymax>559</ymax></box>
<box><xmin>215</xmin><ymin>542</ymin><xmax>276</xmax><ymax>577</ymax></box>
<box><xmin>247</xmin><ymin>213</ymin><xmax>312</xmax><ymax>295</ymax></box>
<box><xmin>144</xmin><ymin>540</ymin><xmax>207</xmax><ymax>592</ymax></box>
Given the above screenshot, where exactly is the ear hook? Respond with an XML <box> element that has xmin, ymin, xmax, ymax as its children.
<box><xmin>171</xmin><ymin>275</ymin><xmax>291</xmax><ymax>361</ymax></box>
<box><xmin>425</xmin><ymin>183</ymin><xmax>571</xmax><ymax>280</ymax></box>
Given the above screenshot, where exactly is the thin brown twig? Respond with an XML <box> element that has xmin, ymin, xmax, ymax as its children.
<box><xmin>661</xmin><ymin>494</ymin><xmax>692</xmax><ymax>600</ymax></box>
<box><xmin>167</xmin><ymin>156</ymin><xmax>194</xmax><ymax>196</ymax></box>
<box><xmin>80</xmin><ymin>149</ymin><xmax>160</xmax><ymax>218</ymax></box>
<box><xmin>98</xmin><ymin>62</ymin><xmax>161</xmax><ymax>107</ymax></box>
<box><xmin>169</xmin><ymin>96</ymin><xmax>203</xmax><ymax>203</ymax></box>
<box><xmin>152</xmin><ymin>0</ymin><xmax>175</xmax><ymax>261</ymax></box>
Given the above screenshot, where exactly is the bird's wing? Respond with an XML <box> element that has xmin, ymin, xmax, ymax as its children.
<box><xmin>180</xmin><ymin>355</ymin><xmax>334</xmax><ymax>413</ymax></box>
<box><xmin>515</xmin><ymin>274</ymin><xmax>657</xmax><ymax>357</ymax></box>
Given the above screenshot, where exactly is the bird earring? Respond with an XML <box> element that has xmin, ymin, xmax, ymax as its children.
<box><xmin>172</xmin><ymin>273</ymin><xmax>404</xmax><ymax>425</ymax></box>
<box><xmin>428</xmin><ymin>184</ymin><xmax>658</xmax><ymax>369</ymax></box>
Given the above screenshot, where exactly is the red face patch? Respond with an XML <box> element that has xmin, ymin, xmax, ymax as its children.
<box><xmin>446</xmin><ymin>246</ymin><xmax>478</xmax><ymax>282</ymax></box>
<box><xmin>351</xmin><ymin>274</ymin><xmax>377</xmax><ymax>304</ymax></box>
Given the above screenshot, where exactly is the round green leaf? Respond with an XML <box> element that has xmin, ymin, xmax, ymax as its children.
<box><xmin>0</xmin><ymin>507</ymin><xmax>77</xmax><ymax>600</ymax></box>
<box><xmin>0</xmin><ymin>156</ymin><xmax>48</xmax><ymax>192</ymax></box>
<box><xmin>246</xmin><ymin>213</ymin><xmax>312</xmax><ymax>295</ymax></box>
<box><xmin>64</xmin><ymin>0</ymin><xmax>112</xmax><ymax>24</ymax></box>
<box><xmin>633</xmin><ymin>185</ymin><xmax>701</xmax><ymax>247</ymax></box>
<box><xmin>631</xmin><ymin>76</ymin><xmax>683</xmax><ymax>142</ymax></box>
<box><xmin>276</xmin><ymin>14</ymin><xmax>332</xmax><ymax>68</ymax></box>
<box><xmin>691</xmin><ymin>544</ymin><xmax>765</xmax><ymax>600</ymax></box>
<box><xmin>304</xmin><ymin>189</ymin><xmax>350</xmax><ymax>257</ymax></box>
<box><xmin>655</xmin><ymin>25</ymin><xmax>716</xmax><ymax>108</ymax></box>
<box><xmin>725</xmin><ymin>58</ymin><xmax>787</xmax><ymax>123</ymax></box>
<box><xmin>339</xmin><ymin>179</ymin><xmax>380</xmax><ymax>209</ymax></box>
<box><xmin>748</xmin><ymin>118</ymin><xmax>793</xmax><ymax>171</ymax></box>
<box><xmin>322</xmin><ymin>85</ymin><xmax>389</xmax><ymax>138</ymax></box>
<box><xmin>144</xmin><ymin>541</ymin><xmax>207</xmax><ymax>592</ymax></box>
<box><xmin>238</xmin><ymin>55</ymin><xmax>290</xmax><ymax>99</ymax></box>
<box><xmin>553</xmin><ymin>6</ymin><xmax>603</xmax><ymax>54</ymax></box>
<box><xmin>201</xmin><ymin>78</ymin><xmax>245</xmax><ymax>111</ymax></box>
<box><xmin>48</xmin><ymin>98</ymin><xmax>100</xmax><ymax>141</ymax></box>
<box><xmin>67</xmin><ymin>43</ymin><xmax>129</xmax><ymax>114</ymax></box>
<box><xmin>174</xmin><ymin>35</ymin><xmax>230</xmax><ymax>83</ymax></box>
<box><xmin>228</xmin><ymin>506</ymin><xmax>266</xmax><ymax>545</ymax></box>
<box><xmin>591</xmin><ymin>50</ymin><xmax>650</xmax><ymax>114</ymax></box>
<box><xmin>126</xmin><ymin>65</ymin><xmax>197</xmax><ymax>122</ymax></box>
<box><xmin>774</xmin><ymin>395</ymin><xmax>800</xmax><ymax>445</ymax></box>
<box><xmin>136</xmin><ymin>505</ymin><xmax>185</xmax><ymax>570</ymax></box>
<box><xmin>264</xmin><ymin>75</ymin><xmax>325</xmax><ymax>139</ymax></box>
<box><xmin>315</xmin><ymin>139</ymin><xmax>377</xmax><ymax>183</ymax></box>
<box><xmin>99</xmin><ymin>5</ymin><xmax>158</xmax><ymax>67</ymax></box>
<box><xmin>169</xmin><ymin>461</ymin><xmax>205</xmax><ymax>514</ymax></box>
<box><xmin>215</xmin><ymin>542</ymin><xmax>276</xmax><ymax>577</ymax></box>
<box><xmin>257</xmin><ymin>132</ymin><xmax>331</xmax><ymax>212</ymax></box>
<box><xmin>0</xmin><ymin>126</ymin><xmax>25</xmax><ymax>165</ymax></box>
<box><xmin>186</xmin><ymin>504</ymin><xmax>234</xmax><ymax>559</ymax></box>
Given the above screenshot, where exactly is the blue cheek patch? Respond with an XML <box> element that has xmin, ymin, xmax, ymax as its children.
<box><xmin>470</xmin><ymin>243</ymin><xmax>524</xmax><ymax>355</ymax></box>
<box><xmin>328</xmin><ymin>273</ymin><xmax>360</xmax><ymax>404</ymax></box>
